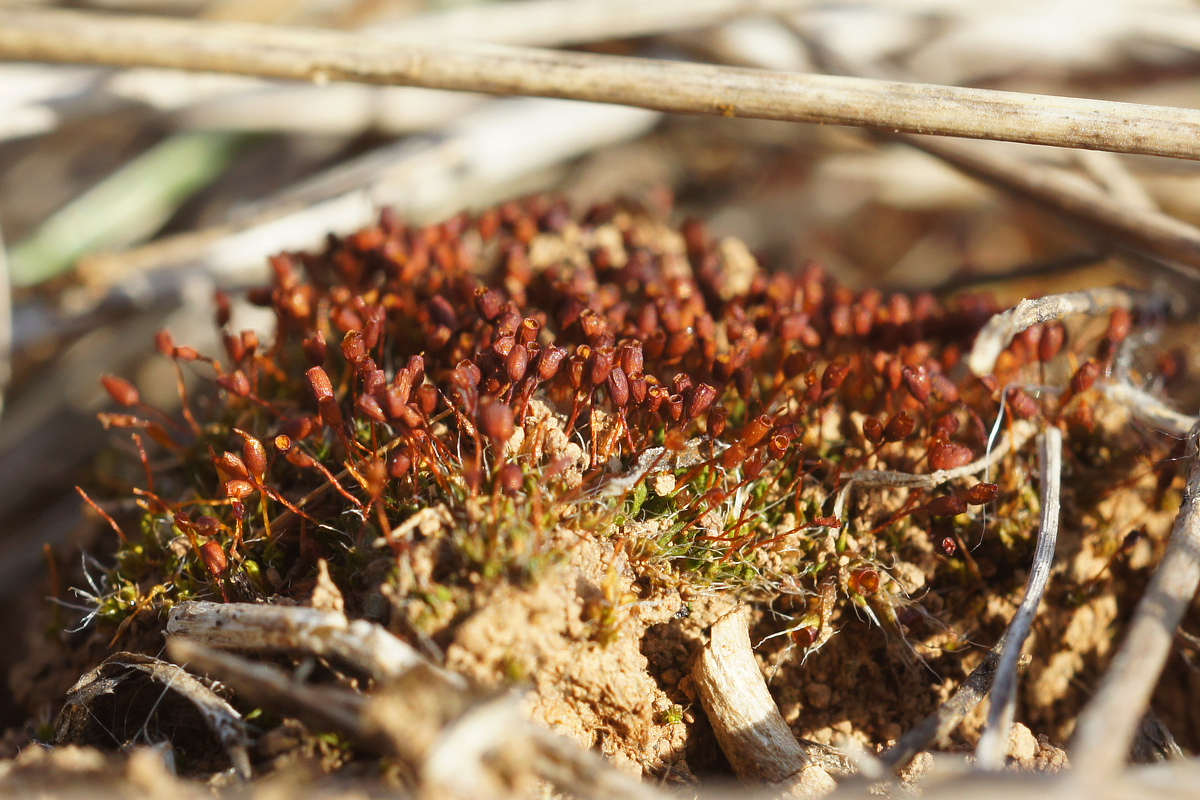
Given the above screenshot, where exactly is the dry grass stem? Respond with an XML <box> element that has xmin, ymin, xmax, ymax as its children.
<box><xmin>10</xmin><ymin>9</ymin><xmax>1200</xmax><ymax>161</ymax></box>
<box><xmin>833</xmin><ymin>421</ymin><xmax>1036</xmax><ymax>521</ymax></box>
<box><xmin>692</xmin><ymin>605</ymin><xmax>836</xmax><ymax>796</ymax></box>
<box><xmin>878</xmin><ymin>642</ymin><xmax>1004</xmax><ymax>772</ymax></box>
<box><xmin>968</xmin><ymin>289</ymin><xmax>1147</xmax><ymax>377</ymax></box>
<box><xmin>1070</xmin><ymin>423</ymin><xmax>1200</xmax><ymax>776</ymax></box>
<box><xmin>975</xmin><ymin>427</ymin><xmax>1063</xmax><ymax>769</ymax></box>
<box><xmin>56</xmin><ymin>651</ymin><xmax>252</xmax><ymax>778</ymax></box>
<box><xmin>166</xmin><ymin>600</ymin><xmax>440</xmax><ymax>684</ymax></box>
<box><xmin>1103</xmin><ymin>380</ymin><xmax>1198</xmax><ymax>439</ymax></box>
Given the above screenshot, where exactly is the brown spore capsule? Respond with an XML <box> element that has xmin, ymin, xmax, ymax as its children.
<box><xmin>964</xmin><ymin>483</ymin><xmax>999</xmax><ymax>505</ymax></box>
<box><xmin>924</xmin><ymin>495</ymin><xmax>967</xmax><ymax>517</ymax></box>
<box><xmin>902</xmin><ymin>365</ymin><xmax>930</xmax><ymax>404</ymax></box>
<box><xmin>507</xmin><ymin>344</ymin><xmax>529</xmax><ymax>384</ymax></box>
<box><xmin>588</xmin><ymin>345</ymin><xmax>615</xmax><ymax>387</ymax></box>
<box><xmin>862</xmin><ymin>417</ymin><xmax>884</xmax><ymax>445</ymax></box>
<box><xmin>306</xmin><ymin>366</ymin><xmax>335</xmax><ymax>402</ymax></box>
<box><xmin>1039</xmin><ymin>322</ymin><xmax>1066</xmax><ymax>362</ymax></box>
<box><xmin>929</xmin><ymin>442</ymin><xmax>973</xmax><ymax>471</ymax></box>
<box><xmin>303</xmin><ymin>330</ymin><xmax>328</xmax><ymax>366</ymax></box>
<box><xmin>707</xmin><ymin>405</ymin><xmax>728</xmax><ymax>438</ymax></box>
<box><xmin>479</xmin><ymin>397</ymin><xmax>515</xmax><ymax>447</ymax></box>
<box><xmin>607</xmin><ymin>366</ymin><xmax>630</xmax><ymax>407</ymax></box>
<box><xmin>882</xmin><ymin>410</ymin><xmax>915</xmax><ymax>443</ymax></box>
<box><xmin>101</xmin><ymin>375</ymin><xmax>140</xmax><ymax>408</ymax></box>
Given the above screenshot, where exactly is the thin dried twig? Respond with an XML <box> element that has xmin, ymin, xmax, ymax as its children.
<box><xmin>10</xmin><ymin>10</ymin><xmax>1200</xmax><ymax>160</ymax></box>
<box><xmin>692</xmin><ymin>605</ymin><xmax>836</xmax><ymax>797</ymax></box>
<box><xmin>878</xmin><ymin>640</ymin><xmax>1003</xmax><ymax>772</ymax></box>
<box><xmin>1070</xmin><ymin>422</ymin><xmax>1200</xmax><ymax>777</ymax></box>
<box><xmin>975</xmin><ymin>427</ymin><xmax>1062</xmax><ymax>769</ymax></box>
<box><xmin>166</xmin><ymin>600</ymin><xmax>445</xmax><ymax>685</ymax></box>
<box><xmin>967</xmin><ymin>289</ymin><xmax>1147</xmax><ymax>377</ymax></box>
<box><xmin>832</xmin><ymin>421</ymin><xmax>1037</xmax><ymax>521</ymax></box>
<box><xmin>56</xmin><ymin>651</ymin><xmax>251</xmax><ymax>779</ymax></box>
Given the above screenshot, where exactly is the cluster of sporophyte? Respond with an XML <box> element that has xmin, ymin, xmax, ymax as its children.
<box><xmin>81</xmin><ymin>194</ymin><xmax>1163</xmax><ymax>651</ymax></box>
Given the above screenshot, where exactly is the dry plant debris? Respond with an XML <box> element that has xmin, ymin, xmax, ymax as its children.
<box><xmin>23</xmin><ymin>191</ymin><xmax>1193</xmax><ymax>799</ymax></box>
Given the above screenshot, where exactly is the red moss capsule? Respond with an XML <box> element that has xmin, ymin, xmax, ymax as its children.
<box><xmin>618</xmin><ymin>343</ymin><xmax>644</xmax><ymax>376</ymax></box>
<box><xmin>537</xmin><ymin>345</ymin><xmax>567</xmax><ymax>381</ymax></box>
<box><xmin>217</xmin><ymin>370</ymin><xmax>251</xmax><ymax>398</ymax></box>
<box><xmin>303</xmin><ymin>330</ymin><xmax>327</xmax><ymax>366</ymax></box>
<box><xmin>240</xmin><ymin>329</ymin><xmax>260</xmax><ymax>357</ymax></box>
<box><xmin>1070</xmin><ymin>359</ymin><xmax>1101</xmax><ymax>396</ymax></box>
<box><xmin>200</xmin><ymin>539</ymin><xmax>228</xmax><ymax>578</ymax></box>
<box><xmin>499</xmin><ymin>462</ymin><xmax>524</xmax><ymax>495</ymax></box>
<box><xmin>239</xmin><ymin>433</ymin><xmax>268</xmax><ymax>482</ymax></box>
<box><xmin>194</xmin><ymin>515</ymin><xmax>220</xmax><ymax>538</ymax></box>
<box><xmin>930</xmin><ymin>374</ymin><xmax>959</xmax><ymax>404</ymax></box>
<box><xmin>929</xmin><ymin>442</ymin><xmax>973</xmax><ymax>471</ymax></box>
<box><xmin>607</xmin><ymin>366</ymin><xmax>630</xmax><ymax>407</ymax></box>
<box><xmin>174</xmin><ymin>345</ymin><xmax>200</xmax><ymax>362</ymax></box>
<box><xmin>848</xmin><ymin>567</ymin><xmax>880</xmax><ymax>595</ymax></box>
<box><xmin>720</xmin><ymin>441</ymin><xmax>748</xmax><ymax>470</ymax></box>
<box><xmin>579</xmin><ymin>309</ymin><xmax>605</xmax><ymax>342</ymax></box>
<box><xmin>821</xmin><ymin>359</ymin><xmax>851</xmax><ymax>393</ymax></box>
<box><xmin>964</xmin><ymin>483</ymin><xmax>999</xmax><ymax>505</ymax></box>
<box><xmin>155</xmin><ymin>329</ymin><xmax>176</xmax><ymax>358</ymax></box>
<box><xmin>686</xmin><ymin>383</ymin><xmax>717</xmax><ymax>421</ymax></box>
<box><xmin>588</xmin><ymin>345</ymin><xmax>615</xmax><ymax>387</ymax></box>
<box><xmin>217</xmin><ymin>451</ymin><xmax>250</xmax><ymax>480</ymax></box>
<box><xmin>740</xmin><ymin>414</ymin><xmax>773</xmax><ymax>449</ymax></box>
<box><xmin>666</xmin><ymin>393</ymin><xmax>684</xmax><ymax>421</ymax></box>
<box><xmin>307</xmin><ymin>366</ymin><xmax>335</xmax><ymax>402</ymax></box>
<box><xmin>1107</xmin><ymin>307</ymin><xmax>1133</xmax><ymax>344</ymax></box>
<box><xmin>743</xmin><ymin>452</ymin><xmax>767</xmax><ymax>480</ymax></box>
<box><xmin>882</xmin><ymin>411</ymin><xmax>915</xmax><ymax>443</ymax></box>
<box><xmin>627</xmin><ymin>370</ymin><xmax>648</xmax><ymax>405</ymax></box>
<box><xmin>767</xmin><ymin>434</ymin><xmax>791</xmax><ymax>460</ymax></box>
<box><xmin>862</xmin><ymin>417</ymin><xmax>883</xmax><ymax>445</ymax></box>
<box><xmin>1039</xmin><ymin>322</ymin><xmax>1066</xmax><ymax>362</ymax></box>
<box><xmin>273</xmin><ymin>434</ymin><xmax>292</xmax><ymax>452</ymax></box>
<box><xmin>931</xmin><ymin>413</ymin><xmax>960</xmax><ymax>440</ymax></box>
<box><xmin>644</xmin><ymin>385</ymin><xmax>667</xmax><ymax>414</ymax></box>
<box><xmin>223</xmin><ymin>478</ymin><xmax>256</xmax><ymax>500</ymax></box>
<box><xmin>388</xmin><ymin>450</ymin><xmax>412</xmax><ymax>479</ymax></box>
<box><xmin>1007</xmin><ymin>389</ymin><xmax>1039</xmax><ymax>419</ymax></box>
<box><xmin>902</xmin><ymin>365</ymin><xmax>930</xmax><ymax>404</ymax></box>
<box><xmin>416</xmin><ymin>384</ymin><xmax>439</xmax><ymax>416</ymax></box>
<box><xmin>101</xmin><ymin>375</ymin><xmax>140</xmax><ymax>407</ymax></box>
<box><xmin>406</xmin><ymin>354</ymin><xmax>426</xmax><ymax>388</ymax></box>
<box><xmin>356</xmin><ymin>394</ymin><xmax>388</xmax><ymax>423</ymax></box>
<box><xmin>478</xmin><ymin>397</ymin><xmax>515</xmax><ymax>446</ymax></box>
<box><xmin>665</xmin><ymin>329</ymin><xmax>694</xmax><ymax>360</ymax></box>
<box><xmin>517</xmin><ymin>318</ymin><xmax>540</xmax><ymax>347</ymax></box>
<box><xmin>427</xmin><ymin>295</ymin><xmax>459</xmax><ymax>329</ymax></box>
<box><xmin>475</xmin><ymin>287</ymin><xmax>504</xmax><ymax>322</ymax></box>
<box><xmin>506</xmin><ymin>344</ymin><xmax>530</xmax><ymax>384</ymax></box>
<box><xmin>223</xmin><ymin>332</ymin><xmax>246</xmax><ymax>364</ymax></box>
<box><xmin>341</xmin><ymin>329</ymin><xmax>366</xmax><ymax>365</ymax></box>
<box><xmin>707</xmin><ymin>405</ymin><xmax>728</xmax><ymax>439</ymax></box>
<box><xmin>924</xmin><ymin>495</ymin><xmax>967</xmax><ymax>516</ymax></box>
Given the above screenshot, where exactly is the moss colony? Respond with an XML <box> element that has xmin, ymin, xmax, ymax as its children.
<box><xmin>81</xmin><ymin>196</ymin><xmax>1183</xmax><ymax>778</ymax></box>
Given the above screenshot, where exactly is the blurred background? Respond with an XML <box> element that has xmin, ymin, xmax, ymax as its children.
<box><xmin>3</xmin><ymin>0</ymin><xmax>1200</xmax><ymax>729</ymax></box>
